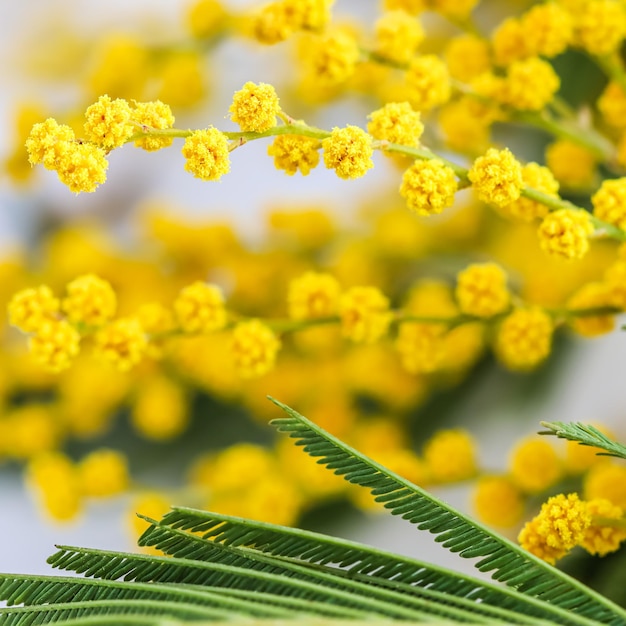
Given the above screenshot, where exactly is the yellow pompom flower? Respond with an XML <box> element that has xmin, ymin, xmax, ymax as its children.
<box><xmin>574</xmin><ymin>0</ymin><xmax>626</xmax><ymax>56</ymax></box>
<box><xmin>174</xmin><ymin>281</ymin><xmax>227</xmax><ymax>333</ymax></box>
<box><xmin>592</xmin><ymin>177</ymin><xmax>626</xmax><ymax>230</ymax></box>
<box><xmin>500</xmin><ymin>57</ymin><xmax>560</xmax><ymax>111</ymax></box>
<box><xmin>304</xmin><ymin>29</ymin><xmax>360</xmax><ymax>85</ymax></box>
<box><xmin>62</xmin><ymin>274</ymin><xmax>117</xmax><ymax>327</ymax></box>
<box><xmin>473</xmin><ymin>475</ymin><xmax>524</xmax><ymax>528</ymax></box>
<box><xmin>495</xmin><ymin>307</ymin><xmax>553</xmax><ymax>371</ymax></box>
<box><xmin>286</xmin><ymin>0</ymin><xmax>334</xmax><ymax>30</ymax></box>
<box><xmin>132</xmin><ymin>100</ymin><xmax>176</xmax><ymax>152</ymax></box>
<box><xmin>287</xmin><ymin>271</ymin><xmax>341</xmax><ymax>320</ymax></box>
<box><xmin>338</xmin><ymin>286</ymin><xmax>392</xmax><ymax>343</ymax></box>
<box><xmin>374</xmin><ymin>10</ymin><xmax>424</xmax><ymax>64</ymax></box>
<box><xmin>396</xmin><ymin>322</ymin><xmax>447</xmax><ymax>374</ymax></box>
<box><xmin>444</xmin><ymin>34</ymin><xmax>491</xmax><ymax>82</ymax></box>
<box><xmin>584</xmin><ymin>462</ymin><xmax>626</xmax><ymax>509</ymax></box>
<box><xmin>267</xmin><ymin>134</ymin><xmax>320</xmax><ymax>176</ymax></box>
<box><xmin>231</xmin><ymin>319</ymin><xmax>281</xmax><ymax>378</ymax></box>
<box><xmin>27</xmin><ymin>452</ymin><xmax>82</xmax><ymax>522</ymax></box>
<box><xmin>94</xmin><ymin>318</ymin><xmax>147</xmax><ymax>371</ymax></box>
<box><xmin>322</xmin><ymin>125</ymin><xmax>374</xmax><ymax>180</ymax></box>
<box><xmin>186</xmin><ymin>0</ymin><xmax>226</xmax><ymax>39</ymax></box>
<box><xmin>503</xmin><ymin>162</ymin><xmax>559</xmax><ymax>222</ymax></box>
<box><xmin>25</xmin><ymin>118</ymin><xmax>75</xmax><ymax>169</ymax></box>
<box><xmin>567</xmin><ymin>282</ymin><xmax>615</xmax><ymax>337</ymax></box>
<box><xmin>509</xmin><ymin>437</ymin><xmax>562</xmax><ymax>493</ymax></box>
<box><xmin>598</xmin><ymin>81</ymin><xmax>626</xmax><ymax>129</ymax></box>
<box><xmin>491</xmin><ymin>17</ymin><xmax>530</xmax><ymax>67</ymax></box>
<box><xmin>8</xmin><ymin>285</ymin><xmax>60</xmax><ymax>334</ymax></box>
<box><xmin>182</xmin><ymin>127</ymin><xmax>230</xmax><ymax>181</ymax></box>
<box><xmin>135</xmin><ymin>302</ymin><xmax>176</xmax><ymax>336</ymax></box>
<box><xmin>249</xmin><ymin>3</ymin><xmax>296</xmax><ymax>44</ymax></box>
<box><xmin>367</xmin><ymin>102</ymin><xmax>424</xmax><ymax>147</ymax></box>
<box><xmin>455</xmin><ymin>262</ymin><xmax>509</xmax><ymax>318</ymax></box>
<box><xmin>537</xmin><ymin>209</ymin><xmax>594</xmax><ymax>260</ymax></box>
<box><xmin>83</xmin><ymin>95</ymin><xmax>134</xmax><ymax>150</ymax></box>
<box><xmin>545</xmin><ymin>140</ymin><xmax>596</xmax><ymax>187</ymax></box>
<box><xmin>399</xmin><ymin>159</ymin><xmax>458</xmax><ymax>216</ymax></box>
<box><xmin>522</xmin><ymin>2</ymin><xmax>573</xmax><ymax>57</ymax></box>
<box><xmin>29</xmin><ymin>319</ymin><xmax>81</xmax><ymax>373</ymax></box>
<box><xmin>159</xmin><ymin>52</ymin><xmax>207</xmax><ymax>109</ymax></box>
<box><xmin>438</xmin><ymin>97</ymin><xmax>493</xmax><ymax>154</ymax></box>
<box><xmin>581</xmin><ymin>498</ymin><xmax>626</xmax><ymax>556</ymax></box>
<box><xmin>55</xmin><ymin>142</ymin><xmax>109</xmax><ymax>194</ymax></box>
<box><xmin>405</xmin><ymin>54</ymin><xmax>451</xmax><ymax>111</ymax></box>
<box><xmin>423</xmin><ymin>429</ymin><xmax>477</xmax><ymax>483</ymax></box>
<box><xmin>78</xmin><ymin>449</ymin><xmax>129</xmax><ymax>497</ymax></box>
<box><xmin>518</xmin><ymin>493</ymin><xmax>591</xmax><ymax>564</ymax></box>
<box><xmin>229</xmin><ymin>81</ymin><xmax>281</xmax><ymax>133</ymax></box>
<box><xmin>468</xmin><ymin>148</ymin><xmax>523</xmax><ymax>207</ymax></box>
<box><xmin>131</xmin><ymin>374</ymin><xmax>188</xmax><ymax>441</ymax></box>
<box><xmin>1</xmin><ymin>405</ymin><xmax>59</xmax><ymax>460</ymax></box>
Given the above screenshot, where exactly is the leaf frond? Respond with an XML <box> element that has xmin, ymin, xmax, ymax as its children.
<box><xmin>268</xmin><ymin>397</ymin><xmax>626</xmax><ymax>625</ymax></box>
<box><xmin>539</xmin><ymin>421</ymin><xmax>626</xmax><ymax>460</ymax></box>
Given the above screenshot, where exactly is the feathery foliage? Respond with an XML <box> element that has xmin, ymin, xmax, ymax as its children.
<box><xmin>540</xmin><ymin>421</ymin><xmax>626</xmax><ymax>461</ymax></box>
<box><xmin>0</xmin><ymin>400</ymin><xmax>625</xmax><ymax>625</ymax></box>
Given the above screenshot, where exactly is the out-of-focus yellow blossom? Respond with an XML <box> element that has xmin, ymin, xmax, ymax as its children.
<box><xmin>372</xmin><ymin>207</ymin><xmax>428</xmax><ymax>259</ymax></box>
<box><xmin>4</xmin><ymin>102</ymin><xmax>46</xmax><ymax>184</ymax></box>
<box><xmin>286</xmin><ymin>0</ymin><xmax>335</xmax><ymax>30</ymax></box>
<box><xmin>367</xmin><ymin>102</ymin><xmax>423</xmax><ymax>147</ymax></box>
<box><xmin>287</xmin><ymin>271</ymin><xmax>341</xmax><ymax>320</ymax></box>
<box><xmin>491</xmin><ymin>17</ymin><xmax>529</xmax><ymax>67</ymax></box>
<box><xmin>267</xmin><ymin>134</ymin><xmax>320</xmax><ymax>176</ymax></box>
<box><xmin>438</xmin><ymin>97</ymin><xmax>494</xmax><ymax>154</ymax></box>
<box><xmin>405</xmin><ymin>54</ymin><xmax>451</xmax><ymax>111</ymax></box>
<box><xmin>598</xmin><ymin>81</ymin><xmax>626</xmax><ymax>129</ymax></box>
<box><xmin>383</xmin><ymin>0</ymin><xmax>426</xmax><ymax>13</ymax></box>
<box><xmin>267</xmin><ymin>207</ymin><xmax>335</xmax><ymax>250</ymax></box>
<box><xmin>592</xmin><ymin>178</ymin><xmax>626</xmax><ymax>230</ymax></box>
<box><xmin>501</xmin><ymin>57</ymin><xmax>560</xmax><ymax>111</ymax></box>
<box><xmin>136</xmin><ymin>302</ymin><xmax>176</xmax><ymax>336</ymax></box>
<box><xmin>605</xmin><ymin>258</ymin><xmax>626</xmax><ymax>308</ymax></box>
<box><xmin>338</xmin><ymin>286</ymin><xmax>391</xmax><ymax>343</ymax></box>
<box><xmin>502</xmin><ymin>163</ymin><xmax>559</xmax><ymax>222</ymax></box>
<box><xmin>573</xmin><ymin>0</ymin><xmax>626</xmax><ymax>56</ymax></box>
<box><xmin>423</xmin><ymin>429</ymin><xmax>477</xmax><ymax>483</ymax></box>
<box><xmin>28</xmin><ymin>452</ymin><xmax>82</xmax><ymax>522</ymax></box>
<box><xmin>62</xmin><ymin>274</ymin><xmax>116</xmax><ymax>327</ymax></box>
<box><xmin>581</xmin><ymin>498</ymin><xmax>626</xmax><ymax>556</ymax></box>
<box><xmin>510</xmin><ymin>437</ymin><xmax>562</xmax><ymax>493</ymax></box>
<box><xmin>322</xmin><ymin>126</ymin><xmax>373</xmax><ymax>180</ymax></box>
<box><xmin>133</xmin><ymin>101</ymin><xmax>176</xmax><ymax>152</ymax></box>
<box><xmin>29</xmin><ymin>319</ymin><xmax>81</xmax><ymax>373</ymax></box>
<box><xmin>564</xmin><ymin>424</ymin><xmax>613</xmax><ymax>474</ymax></box>
<box><xmin>182</xmin><ymin>128</ymin><xmax>230</xmax><ymax>181</ymax></box>
<box><xmin>9</xmin><ymin>286</ymin><xmax>59</xmax><ymax>334</ymax></box>
<box><xmin>302</xmin><ymin>29</ymin><xmax>360</xmax><ymax>85</ymax></box>
<box><xmin>131</xmin><ymin>374</ymin><xmax>188</xmax><ymax>440</ymax></box>
<box><xmin>455</xmin><ymin>262</ymin><xmax>509</xmax><ymax>318</ymax></box>
<box><xmin>83</xmin><ymin>95</ymin><xmax>134</xmax><ymax>150</ymax></box>
<box><xmin>186</xmin><ymin>0</ymin><xmax>227</xmax><ymax>39</ymax></box>
<box><xmin>0</xmin><ymin>405</ymin><xmax>59</xmax><ymax>459</ymax></box>
<box><xmin>249</xmin><ymin>2</ymin><xmax>296</xmax><ymax>44</ymax></box>
<box><xmin>441</xmin><ymin>322</ymin><xmax>486</xmax><ymax>373</ymax></box>
<box><xmin>545</xmin><ymin>140</ymin><xmax>596</xmax><ymax>188</ymax></box>
<box><xmin>77</xmin><ymin>449</ymin><xmax>129</xmax><ymax>497</ymax></box>
<box><xmin>537</xmin><ymin>209</ymin><xmax>594</xmax><ymax>260</ymax></box>
<box><xmin>129</xmin><ymin>491</ymin><xmax>171</xmax><ymax>540</ymax></box>
<box><xmin>87</xmin><ymin>35</ymin><xmax>149</xmax><ymax>100</ymax></box>
<box><xmin>231</xmin><ymin>319</ymin><xmax>281</xmax><ymax>378</ymax></box>
<box><xmin>158</xmin><ymin>52</ymin><xmax>207</xmax><ymax>109</ymax></box>
<box><xmin>374</xmin><ymin>10</ymin><xmax>423</xmax><ymax>64</ymax></box>
<box><xmin>173</xmin><ymin>281</ymin><xmax>227</xmax><ymax>333</ymax></box>
<box><xmin>473</xmin><ymin>475</ymin><xmax>524</xmax><ymax>528</ymax></box>
<box><xmin>94</xmin><ymin>318</ymin><xmax>147</xmax><ymax>372</ymax></box>
<box><xmin>399</xmin><ymin>159</ymin><xmax>458</xmax><ymax>216</ymax></box>
<box><xmin>430</xmin><ymin>0</ymin><xmax>477</xmax><ymax>20</ymax></box>
<box><xmin>444</xmin><ymin>34</ymin><xmax>491</xmax><ymax>82</ymax></box>
<box><xmin>468</xmin><ymin>147</ymin><xmax>523</xmax><ymax>207</ymax></box>
<box><xmin>229</xmin><ymin>81</ymin><xmax>281</xmax><ymax>133</ymax></box>
<box><xmin>518</xmin><ymin>493</ymin><xmax>591</xmax><ymax>564</ymax></box>
<box><xmin>584</xmin><ymin>462</ymin><xmax>626</xmax><ymax>509</ymax></box>
<box><xmin>567</xmin><ymin>282</ymin><xmax>615</xmax><ymax>337</ymax></box>
<box><xmin>522</xmin><ymin>2</ymin><xmax>574</xmax><ymax>57</ymax></box>
<box><xmin>495</xmin><ymin>307</ymin><xmax>553</xmax><ymax>371</ymax></box>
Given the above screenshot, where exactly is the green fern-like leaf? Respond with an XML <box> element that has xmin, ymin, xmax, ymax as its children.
<box><xmin>268</xmin><ymin>397</ymin><xmax>626</xmax><ymax>625</ymax></box>
<box><xmin>540</xmin><ymin>421</ymin><xmax>626</xmax><ymax>460</ymax></box>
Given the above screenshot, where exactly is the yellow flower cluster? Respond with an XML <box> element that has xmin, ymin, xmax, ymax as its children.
<box><xmin>399</xmin><ymin>159</ymin><xmax>458</xmax><ymax>216</ymax></box>
<box><xmin>322</xmin><ymin>126</ymin><xmax>373</xmax><ymax>180</ymax></box>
